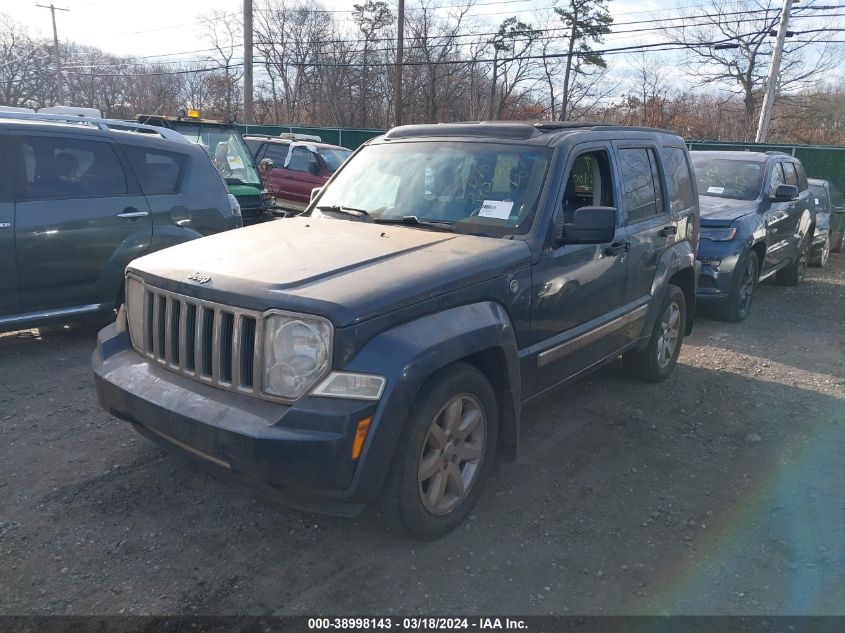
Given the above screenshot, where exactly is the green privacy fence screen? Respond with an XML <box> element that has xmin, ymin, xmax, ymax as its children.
<box><xmin>237</xmin><ymin>127</ymin><xmax>845</xmax><ymax>193</ymax></box>
<box><xmin>239</xmin><ymin>124</ymin><xmax>384</xmax><ymax>150</ymax></box>
<box><xmin>687</xmin><ymin>140</ymin><xmax>845</xmax><ymax>194</ymax></box>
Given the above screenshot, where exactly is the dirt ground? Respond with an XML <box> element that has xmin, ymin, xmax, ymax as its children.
<box><xmin>1</xmin><ymin>255</ymin><xmax>844</xmax><ymax>616</ymax></box>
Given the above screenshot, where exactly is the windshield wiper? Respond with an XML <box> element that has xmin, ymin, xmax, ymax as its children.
<box><xmin>373</xmin><ymin>215</ymin><xmax>455</xmax><ymax>232</ymax></box>
<box><xmin>316</xmin><ymin>205</ymin><xmax>372</xmax><ymax>220</ymax></box>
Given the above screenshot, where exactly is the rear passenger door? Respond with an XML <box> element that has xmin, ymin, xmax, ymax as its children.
<box><xmin>13</xmin><ymin>133</ymin><xmax>152</xmax><ymax>312</ymax></box>
<box><xmin>0</xmin><ymin>132</ymin><xmax>20</xmax><ymax>317</ymax></box>
<box><xmin>612</xmin><ymin>143</ymin><xmax>675</xmax><ymax>306</ymax></box>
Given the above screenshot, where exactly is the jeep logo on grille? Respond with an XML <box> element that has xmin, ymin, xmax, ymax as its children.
<box><xmin>187</xmin><ymin>272</ymin><xmax>212</xmax><ymax>284</ymax></box>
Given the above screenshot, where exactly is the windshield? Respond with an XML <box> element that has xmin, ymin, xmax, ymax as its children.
<box><xmin>320</xmin><ymin>148</ymin><xmax>353</xmax><ymax>172</ymax></box>
<box><xmin>315</xmin><ymin>141</ymin><xmax>551</xmax><ymax>237</ymax></box>
<box><xmin>169</xmin><ymin>122</ymin><xmax>261</xmax><ymax>187</ymax></box>
<box><xmin>692</xmin><ymin>157</ymin><xmax>765</xmax><ymax>201</ymax></box>
<box><xmin>810</xmin><ymin>184</ymin><xmax>830</xmax><ymax>212</ymax></box>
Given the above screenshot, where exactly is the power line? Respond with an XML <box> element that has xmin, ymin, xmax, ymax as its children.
<box><xmin>59</xmin><ymin>9</ymin><xmax>845</xmax><ymax>70</ymax></box>
<box><xmin>59</xmin><ymin>29</ymin><xmax>790</xmax><ymax>76</ymax></box>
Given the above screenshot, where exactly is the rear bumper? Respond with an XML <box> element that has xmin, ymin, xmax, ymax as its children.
<box><xmin>92</xmin><ymin>324</ymin><xmax>379</xmax><ymax>516</ymax></box>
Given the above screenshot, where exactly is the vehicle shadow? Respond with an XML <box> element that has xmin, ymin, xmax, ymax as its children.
<box><xmin>15</xmin><ymin>357</ymin><xmax>845</xmax><ymax>615</ymax></box>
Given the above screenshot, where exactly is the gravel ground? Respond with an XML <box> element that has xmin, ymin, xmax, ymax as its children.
<box><xmin>1</xmin><ymin>255</ymin><xmax>844</xmax><ymax>616</ymax></box>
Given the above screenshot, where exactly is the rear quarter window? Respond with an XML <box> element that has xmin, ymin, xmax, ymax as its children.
<box><xmin>662</xmin><ymin>147</ymin><xmax>696</xmax><ymax>213</ymax></box>
<box><xmin>20</xmin><ymin>135</ymin><xmax>127</xmax><ymax>199</ymax></box>
<box><xmin>123</xmin><ymin>146</ymin><xmax>186</xmax><ymax>195</ymax></box>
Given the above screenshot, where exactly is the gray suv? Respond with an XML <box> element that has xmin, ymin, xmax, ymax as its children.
<box><xmin>0</xmin><ymin>115</ymin><xmax>241</xmax><ymax>333</ymax></box>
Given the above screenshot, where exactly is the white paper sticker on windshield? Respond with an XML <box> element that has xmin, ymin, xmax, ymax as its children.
<box><xmin>227</xmin><ymin>155</ymin><xmax>245</xmax><ymax>169</ymax></box>
<box><xmin>478</xmin><ymin>200</ymin><xmax>514</xmax><ymax>219</ymax></box>
<box><xmin>707</xmin><ymin>186</ymin><xmax>725</xmax><ymax>194</ymax></box>
<box><xmin>815</xmin><ymin>198</ymin><xmax>820</xmax><ymax>205</ymax></box>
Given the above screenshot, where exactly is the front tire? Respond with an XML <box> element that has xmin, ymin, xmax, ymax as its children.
<box><xmin>378</xmin><ymin>363</ymin><xmax>498</xmax><ymax>540</ymax></box>
<box><xmin>719</xmin><ymin>250</ymin><xmax>758</xmax><ymax>322</ymax></box>
<box><xmin>623</xmin><ymin>284</ymin><xmax>686</xmax><ymax>383</ymax></box>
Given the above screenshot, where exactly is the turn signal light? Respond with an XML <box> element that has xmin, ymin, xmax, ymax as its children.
<box><xmin>351</xmin><ymin>417</ymin><xmax>372</xmax><ymax>460</ymax></box>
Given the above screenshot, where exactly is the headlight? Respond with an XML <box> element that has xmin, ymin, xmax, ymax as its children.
<box><xmin>262</xmin><ymin>313</ymin><xmax>332</xmax><ymax>400</ymax></box>
<box><xmin>312</xmin><ymin>372</ymin><xmax>387</xmax><ymax>400</ymax></box>
<box><xmin>125</xmin><ymin>276</ymin><xmax>146</xmax><ymax>349</ymax></box>
<box><xmin>227</xmin><ymin>193</ymin><xmax>241</xmax><ymax>216</ymax></box>
<box><xmin>701</xmin><ymin>227</ymin><xmax>737</xmax><ymax>241</ymax></box>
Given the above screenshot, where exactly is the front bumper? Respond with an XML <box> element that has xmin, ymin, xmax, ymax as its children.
<box><xmin>695</xmin><ymin>245</ymin><xmax>742</xmax><ymax>305</ymax></box>
<box><xmin>92</xmin><ymin>323</ymin><xmax>379</xmax><ymax>516</ymax></box>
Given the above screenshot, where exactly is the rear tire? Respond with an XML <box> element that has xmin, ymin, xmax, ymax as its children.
<box><xmin>776</xmin><ymin>234</ymin><xmax>809</xmax><ymax>286</ymax></box>
<box><xmin>719</xmin><ymin>250</ymin><xmax>758</xmax><ymax>322</ymax></box>
<box><xmin>378</xmin><ymin>363</ymin><xmax>498</xmax><ymax>540</ymax></box>
<box><xmin>622</xmin><ymin>284</ymin><xmax>686</xmax><ymax>383</ymax></box>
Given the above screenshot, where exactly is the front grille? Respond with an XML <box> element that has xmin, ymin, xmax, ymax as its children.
<box><xmin>237</xmin><ymin>195</ymin><xmax>263</xmax><ymax>210</ymax></box>
<box><xmin>127</xmin><ymin>278</ymin><xmax>264</xmax><ymax>396</ymax></box>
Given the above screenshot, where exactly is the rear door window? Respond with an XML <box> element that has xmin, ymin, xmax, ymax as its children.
<box><xmin>288</xmin><ymin>146</ymin><xmax>319</xmax><ymax>173</ymax></box>
<box><xmin>123</xmin><ymin>146</ymin><xmax>186</xmax><ymax>195</ymax></box>
<box><xmin>20</xmin><ymin>135</ymin><xmax>127</xmax><ymax>199</ymax></box>
<box><xmin>618</xmin><ymin>147</ymin><xmax>666</xmax><ymax>224</ymax></box>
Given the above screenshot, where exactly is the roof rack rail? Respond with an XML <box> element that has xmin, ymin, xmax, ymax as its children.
<box><xmin>0</xmin><ymin>111</ymin><xmax>188</xmax><ymax>143</ymax></box>
<box><xmin>764</xmin><ymin>150</ymin><xmax>790</xmax><ymax>156</ymax></box>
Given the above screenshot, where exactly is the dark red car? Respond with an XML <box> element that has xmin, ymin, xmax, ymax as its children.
<box><xmin>245</xmin><ymin>135</ymin><xmax>352</xmax><ymax>212</ymax></box>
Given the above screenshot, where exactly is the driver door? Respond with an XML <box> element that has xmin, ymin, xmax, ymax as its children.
<box><xmin>530</xmin><ymin>142</ymin><xmax>633</xmax><ymax>393</ymax></box>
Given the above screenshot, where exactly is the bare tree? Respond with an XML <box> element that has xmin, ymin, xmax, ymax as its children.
<box><xmin>662</xmin><ymin>0</ymin><xmax>838</xmax><ymax>139</ymax></box>
<box><xmin>201</xmin><ymin>10</ymin><xmax>243</xmax><ymax>117</ymax></box>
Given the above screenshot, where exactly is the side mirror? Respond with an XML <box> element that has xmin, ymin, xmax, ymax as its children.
<box><xmin>310</xmin><ymin>187</ymin><xmax>322</xmax><ymax>202</ymax></box>
<box><xmin>259</xmin><ymin>158</ymin><xmax>274</xmax><ymax>173</ymax></box>
<box><xmin>557</xmin><ymin>206</ymin><xmax>616</xmax><ymax>245</ymax></box>
<box><xmin>771</xmin><ymin>184</ymin><xmax>799</xmax><ymax>201</ymax></box>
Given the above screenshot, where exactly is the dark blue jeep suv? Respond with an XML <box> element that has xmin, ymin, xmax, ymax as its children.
<box><xmin>691</xmin><ymin>151</ymin><xmax>815</xmax><ymax>322</ymax></box>
<box><xmin>93</xmin><ymin>122</ymin><xmax>700</xmax><ymax>539</ymax></box>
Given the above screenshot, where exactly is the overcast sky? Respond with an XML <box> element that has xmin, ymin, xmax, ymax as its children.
<box><xmin>5</xmin><ymin>0</ymin><xmax>843</xmax><ymax>93</ymax></box>
<box><xmin>10</xmin><ymin>0</ymin><xmax>673</xmax><ymax>59</ymax></box>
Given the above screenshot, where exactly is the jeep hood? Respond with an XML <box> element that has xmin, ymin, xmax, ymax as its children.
<box><xmin>699</xmin><ymin>195</ymin><xmax>757</xmax><ymax>227</ymax></box>
<box><xmin>128</xmin><ymin>216</ymin><xmax>531</xmax><ymax>326</ymax></box>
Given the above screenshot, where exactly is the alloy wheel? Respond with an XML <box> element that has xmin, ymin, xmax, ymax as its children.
<box><xmin>798</xmin><ymin>238</ymin><xmax>809</xmax><ymax>281</ymax></box>
<box><xmin>656</xmin><ymin>302</ymin><xmax>681</xmax><ymax>370</ymax></box>
<box><xmin>418</xmin><ymin>394</ymin><xmax>487</xmax><ymax>516</ymax></box>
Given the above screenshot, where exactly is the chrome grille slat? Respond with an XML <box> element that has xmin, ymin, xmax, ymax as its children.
<box><xmin>178</xmin><ymin>299</ymin><xmax>188</xmax><ymax>372</ymax></box>
<box><xmin>211</xmin><ymin>309</ymin><xmax>222</xmax><ymax>383</ymax></box>
<box><xmin>128</xmin><ymin>281</ymin><xmax>263</xmax><ymax>399</ymax></box>
<box><xmin>152</xmin><ymin>293</ymin><xmax>163</xmax><ymax>360</ymax></box>
<box><xmin>164</xmin><ymin>296</ymin><xmax>174</xmax><ymax>366</ymax></box>
<box><xmin>231</xmin><ymin>314</ymin><xmax>242</xmax><ymax>389</ymax></box>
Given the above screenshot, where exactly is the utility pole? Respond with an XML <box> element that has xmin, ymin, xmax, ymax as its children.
<box><xmin>36</xmin><ymin>3</ymin><xmax>69</xmax><ymax>106</ymax></box>
<box><xmin>393</xmin><ymin>0</ymin><xmax>404</xmax><ymax>127</ymax></box>
<box><xmin>755</xmin><ymin>0</ymin><xmax>792</xmax><ymax>143</ymax></box>
<box><xmin>243</xmin><ymin>0</ymin><xmax>254</xmax><ymax>124</ymax></box>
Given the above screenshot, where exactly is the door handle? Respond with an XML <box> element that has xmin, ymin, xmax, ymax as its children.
<box><xmin>605</xmin><ymin>241</ymin><xmax>631</xmax><ymax>256</ymax></box>
<box><xmin>0</xmin><ymin>222</ymin><xmax>10</xmax><ymax>230</ymax></box>
<box><xmin>657</xmin><ymin>225</ymin><xmax>677</xmax><ymax>237</ymax></box>
<box><xmin>117</xmin><ymin>208</ymin><xmax>149</xmax><ymax>219</ymax></box>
